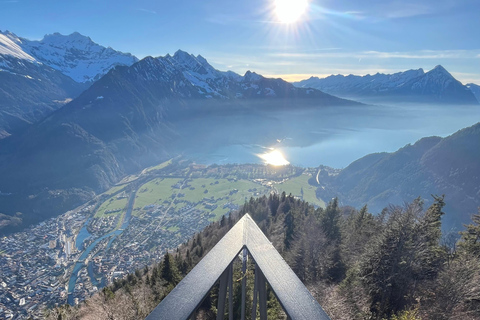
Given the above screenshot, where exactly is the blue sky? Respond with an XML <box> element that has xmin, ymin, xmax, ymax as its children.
<box><xmin>1</xmin><ymin>0</ymin><xmax>479</xmax><ymax>83</ymax></box>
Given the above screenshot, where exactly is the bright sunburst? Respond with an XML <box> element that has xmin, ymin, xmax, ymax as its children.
<box><xmin>258</xmin><ymin>149</ymin><xmax>290</xmax><ymax>166</ymax></box>
<box><xmin>275</xmin><ymin>0</ymin><xmax>309</xmax><ymax>24</ymax></box>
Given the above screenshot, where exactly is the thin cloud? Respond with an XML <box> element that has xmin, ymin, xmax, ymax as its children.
<box><xmin>384</xmin><ymin>4</ymin><xmax>432</xmax><ymax>18</ymax></box>
<box><xmin>268</xmin><ymin>50</ymin><xmax>479</xmax><ymax>60</ymax></box>
<box><xmin>136</xmin><ymin>8</ymin><xmax>157</xmax><ymax>15</ymax></box>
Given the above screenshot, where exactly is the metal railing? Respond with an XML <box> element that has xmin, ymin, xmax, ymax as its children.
<box><xmin>145</xmin><ymin>214</ymin><xmax>331</xmax><ymax>320</ymax></box>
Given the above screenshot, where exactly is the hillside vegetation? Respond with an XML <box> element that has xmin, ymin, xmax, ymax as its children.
<box><xmin>47</xmin><ymin>194</ymin><xmax>480</xmax><ymax>320</ymax></box>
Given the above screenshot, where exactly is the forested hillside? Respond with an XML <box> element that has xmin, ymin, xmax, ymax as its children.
<box><xmin>47</xmin><ymin>194</ymin><xmax>480</xmax><ymax>320</ymax></box>
<box><xmin>318</xmin><ymin>122</ymin><xmax>480</xmax><ymax>230</ymax></box>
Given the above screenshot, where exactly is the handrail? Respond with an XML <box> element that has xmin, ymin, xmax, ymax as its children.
<box><xmin>145</xmin><ymin>214</ymin><xmax>331</xmax><ymax>320</ymax></box>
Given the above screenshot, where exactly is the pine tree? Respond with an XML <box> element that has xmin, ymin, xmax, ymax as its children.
<box><xmin>320</xmin><ymin>198</ymin><xmax>345</xmax><ymax>282</ymax></box>
<box><xmin>321</xmin><ymin>198</ymin><xmax>341</xmax><ymax>241</ymax></box>
<box><xmin>414</xmin><ymin>195</ymin><xmax>446</xmax><ymax>280</ymax></box>
<box><xmin>161</xmin><ymin>252</ymin><xmax>180</xmax><ymax>285</ymax></box>
<box><xmin>458</xmin><ymin>209</ymin><xmax>480</xmax><ymax>256</ymax></box>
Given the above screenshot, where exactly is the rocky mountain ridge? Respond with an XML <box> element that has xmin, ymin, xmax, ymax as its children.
<box><xmin>294</xmin><ymin>66</ymin><xmax>479</xmax><ymax>105</ymax></box>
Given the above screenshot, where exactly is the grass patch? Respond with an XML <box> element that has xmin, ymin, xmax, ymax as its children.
<box><xmin>134</xmin><ymin>178</ymin><xmax>180</xmax><ymax>211</ymax></box>
<box><xmin>95</xmin><ymin>196</ymin><xmax>129</xmax><ymax>218</ymax></box>
<box><xmin>135</xmin><ymin>177</ymin><xmax>271</xmax><ymax>221</ymax></box>
<box><xmin>276</xmin><ymin>174</ymin><xmax>325</xmax><ymax>208</ymax></box>
<box><xmin>116</xmin><ymin>174</ymin><xmax>139</xmax><ymax>185</ymax></box>
<box><xmin>116</xmin><ymin>211</ymin><xmax>126</xmax><ymax>230</ymax></box>
<box><xmin>143</xmin><ymin>159</ymin><xmax>172</xmax><ymax>173</ymax></box>
<box><xmin>167</xmin><ymin>226</ymin><xmax>179</xmax><ymax>232</ymax></box>
<box><xmin>101</xmin><ymin>185</ymin><xmax>125</xmax><ymax>197</ymax></box>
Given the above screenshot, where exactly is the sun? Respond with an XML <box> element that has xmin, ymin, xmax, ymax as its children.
<box><xmin>275</xmin><ymin>0</ymin><xmax>309</xmax><ymax>24</ymax></box>
<box><xmin>258</xmin><ymin>150</ymin><xmax>290</xmax><ymax>166</ymax></box>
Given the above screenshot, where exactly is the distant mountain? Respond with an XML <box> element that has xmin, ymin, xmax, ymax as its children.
<box><xmin>0</xmin><ymin>30</ymin><xmax>138</xmax><ymax>137</ymax></box>
<box><xmin>318</xmin><ymin>123</ymin><xmax>480</xmax><ymax>229</ymax></box>
<box><xmin>467</xmin><ymin>83</ymin><xmax>480</xmax><ymax>103</ymax></box>
<box><xmin>0</xmin><ymin>51</ymin><xmax>359</xmax><ymax>233</ymax></box>
<box><xmin>0</xmin><ymin>32</ymin><xmax>87</xmax><ymax>137</ymax></box>
<box><xmin>294</xmin><ymin>66</ymin><xmax>479</xmax><ymax>105</ymax></box>
<box><xmin>1</xmin><ymin>30</ymin><xmax>138</xmax><ymax>83</ymax></box>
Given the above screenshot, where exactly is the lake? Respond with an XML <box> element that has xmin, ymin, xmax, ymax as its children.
<box><xmin>187</xmin><ymin>103</ymin><xmax>480</xmax><ymax>168</ymax></box>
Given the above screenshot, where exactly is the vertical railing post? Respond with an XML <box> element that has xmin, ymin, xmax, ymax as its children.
<box><xmin>241</xmin><ymin>248</ymin><xmax>247</xmax><ymax>320</ymax></box>
<box><xmin>251</xmin><ymin>264</ymin><xmax>258</xmax><ymax>320</ymax></box>
<box><xmin>228</xmin><ymin>264</ymin><xmax>233</xmax><ymax>320</ymax></box>
<box><xmin>217</xmin><ymin>267</ymin><xmax>229</xmax><ymax>320</ymax></box>
<box><xmin>258</xmin><ymin>269</ymin><xmax>267</xmax><ymax>320</ymax></box>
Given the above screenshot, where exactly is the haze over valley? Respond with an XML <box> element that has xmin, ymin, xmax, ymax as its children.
<box><xmin>1</xmin><ymin>1</ymin><xmax>480</xmax><ymax>316</ymax></box>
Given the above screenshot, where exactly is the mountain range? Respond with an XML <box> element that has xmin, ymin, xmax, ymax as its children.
<box><xmin>317</xmin><ymin>122</ymin><xmax>480</xmax><ymax>230</ymax></box>
<box><xmin>0</xmin><ymin>30</ymin><xmax>138</xmax><ymax>137</ymax></box>
<box><xmin>467</xmin><ymin>83</ymin><xmax>480</xmax><ymax>103</ymax></box>
<box><xmin>1</xmin><ymin>30</ymin><xmax>479</xmax><ymax>234</ymax></box>
<box><xmin>294</xmin><ymin>66</ymin><xmax>479</xmax><ymax>105</ymax></box>
<box><xmin>0</xmin><ymin>49</ymin><xmax>358</xmax><ymax>233</ymax></box>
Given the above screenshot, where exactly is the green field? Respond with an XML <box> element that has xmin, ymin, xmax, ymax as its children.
<box><xmin>134</xmin><ymin>177</ymin><xmax>271</xmax><ymax>221</ymax></box>
<box><xmin>143</xmin><ymin>159</ymin><xmax>172</xmax><ymax>173</ymax></box>
<box><xmin>134</xmin><ymin>178</ymin><xmax>180</xmax><ymax>212</ymax></box>
<box><xmin>95</xmin><ymin>196</ymin><xmax>128</xmax><ymax>218</ymax></box>
<box><xmin>275</xmin><ymin>174</ymin><xmax>325</xmax><ymax>208</ymax></box>
<box><xmin>101</xmin><ymin>185</ymin><xmax>125</xmax><ymax>197</ymax></box>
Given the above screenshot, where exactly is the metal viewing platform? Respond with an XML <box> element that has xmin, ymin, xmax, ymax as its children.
<box><xmin>145</xmin><ymin>214</ymin><xmax>331</xmax><ymax>320</ymax></box>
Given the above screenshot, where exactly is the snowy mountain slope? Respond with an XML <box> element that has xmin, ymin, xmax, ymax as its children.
<box><xmin>295</xmin><ymin>68</ymin><xmax>425</xmax><ymax>96</ymax></box>
<box><xmin>0</xmin><ymin>33</ymin><xmax>87</xmax><ymax>137</ymax></box>
<box><xmin>0</xmin><ymin>31</ymin><xmax>37</xmax><ymax>62</ymax></box>
<box><xmin>467</xmin><ymin>83</ymin><xmax>480</xmax><ymax>103</ymax></box>
<box><xmin>145</xmin><ymin>50</ymin><xmax>346</xmax><ymax>101</ymax></box>
<box><xmin>0</xmin><ymin>30</ymin><xmax>138</xmax><ymax>83</ymax></box>
<box><xmin>294</xmin><ymin>66</ymin><xmax>478</xmax><ymax>104</ymax></box>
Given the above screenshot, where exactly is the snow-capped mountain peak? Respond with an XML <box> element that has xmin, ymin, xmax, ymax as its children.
<box><xmin>105</xmin><ymin>50</ymin><xmax>337</xmax><ymax>101</ymax></box>
<box><xmin>41</xmin><ymin>32</ymin><xmax>93</xmax><ymax>46</ymax></box>
<box><xmin>427</xmin><ymin>65</ymin><xmax>452</xmax><ymax>78</ymax></box>
<box><xmin>293</xmin><ymin>66</ymin><xmax>477</xmax><ymax>104</ymax></box>
<box><xmin>0</xmin><ymin>30</ymin><xmax>37</xmax><ymax>63</ymax></box>
<box><xmin>23</xmin><ymin>32</ymin><xmax>139</xmax><ymax>83</ymax></box>
<box><xmin>1</xmin><ymin>30</ymin><xmax>138</xmax><ymax>83</ymax></box>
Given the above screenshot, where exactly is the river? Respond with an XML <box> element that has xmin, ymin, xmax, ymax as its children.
<box><xmin>67</xmin><ymin>191</ymin><xmax>135</xmax><ymax>305</ymax></box>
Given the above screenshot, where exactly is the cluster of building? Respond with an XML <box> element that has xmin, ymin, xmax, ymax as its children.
<box><xmin>0</xmin><ymin>166</ymin><xmax>291</xmax><ymax>319</ymax></box>
<box><xmin>0</xmin><ymin>207</ymin><xmax>92</xmax><ymax>319</ymax></box>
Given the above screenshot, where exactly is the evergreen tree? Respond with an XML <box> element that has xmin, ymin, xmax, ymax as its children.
<box><xmin>414</xmin><ymin>195</ymin><xmax>446</xmax><ymax>280</ymax></box>
<box><xmin>161</xmin><ymin>252</ymin><xmax>180</xmax><ymax>285</ymax></box>
<box><xmin>321</xmin><ymin>198</ymin><xmax>341</xmax><ymax>241</ymax></box>
<box><xmin>458</xmin><ymin>209</ymin><xmax>480</xmax><ymax>256</ymax></box>
<box><xmin>320</xmin><ymin>198</ymin><xmax>345</xmax><ymax>282</ymax></box>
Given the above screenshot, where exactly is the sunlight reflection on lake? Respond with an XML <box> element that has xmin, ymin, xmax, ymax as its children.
<box><xmin>257</xmin><ymin>149</ymin><xmax>290</xmax><ymax>166</ymax></box>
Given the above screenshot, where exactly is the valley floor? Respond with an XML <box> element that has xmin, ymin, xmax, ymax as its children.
<box><xmin>0</xmin><ymin>158</ymin><xmax>326</xmax><ymax>319</ymax></box>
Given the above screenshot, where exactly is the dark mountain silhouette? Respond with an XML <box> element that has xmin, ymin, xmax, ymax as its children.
<box><xmin>318</xmin><ymin>123</ymin><xmax>480</xmax><ymax>229</ymax></box>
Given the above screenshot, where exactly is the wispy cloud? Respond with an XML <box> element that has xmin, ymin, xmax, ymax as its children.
<box><xmin>382</xmin><ymin>3</ymin><xmax>433</xmax><ymax>19</ymax></box>
<box><xmin>136</xmin><ymin>8</ymin><xmax>157</xmax><ymax>15</ymax></box>
<box><xmin>451</xmin><ymin>72</ymin><xmax>480</xmax><ymax>85</ymax></box>
<box><xmin>268</xmin><ymin>50</ymin><xmax>480</xmax><ymax>60</ymax></box>
<box><xmin>362</xmin><ymin>50</ymin><xmax>467</xmax><ymax>59</ymax></box>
